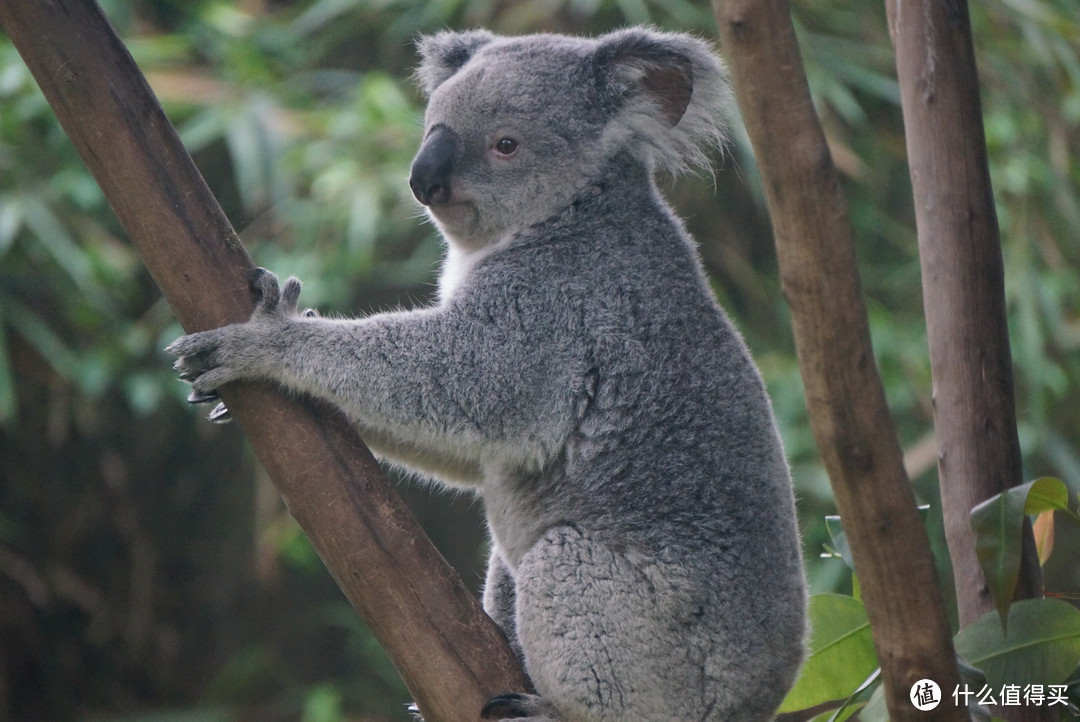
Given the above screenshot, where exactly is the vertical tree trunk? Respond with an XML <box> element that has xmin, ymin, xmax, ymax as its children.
<box><xmin>888</xmin><ymin>5</ymin><xmax>1045</xmax><ymax>719</ymax></box>
<box><xmin>0</xmin><ymin>2</ymin><xmax>531</xmax><ymax>721</ymax></box>
<box><xmin>886</xmin><ymin>0</ymin><xmax>1042</xmax><ymax>625</ymax></box>
<box><xmin>712</xmin><ymin>1</ymin><xmax>965</xmax><ymax>719</ymax></box>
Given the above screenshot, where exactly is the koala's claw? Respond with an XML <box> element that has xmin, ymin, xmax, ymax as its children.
<box><xmin>207</xmin><ymin>401</ymin><xmax>232</xmax><ymax>424</ymax></box>
<box><xmin>480</xmin><ymin>693</ymin><xmax>555</xmax><ymax>720</ymax></box>
<box><xmin>184</xmin><ymin>387</ymin><xmax>232</xmax><ymax>424</ymax></box>
<box><xmin>185</xmin><ymin>388</ymin><xmax>232</xmax><ymax>423</ymax></box>
<box><xmin>186</xmin><ymin>388</ymin><xmax>220</xmax><ymax>405</ymax></box>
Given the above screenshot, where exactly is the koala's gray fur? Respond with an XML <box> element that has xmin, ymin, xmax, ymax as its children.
<box><xmin>168</xmin><ymin>27</ymin><xmax>806</xmax><ymax>722</ymax></box>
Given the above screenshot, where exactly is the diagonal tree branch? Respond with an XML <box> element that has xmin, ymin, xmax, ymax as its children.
<box><xmin>0</xmin><ymin>2</ymin><xmax>530</xmax><ymax>720</ymax></box>
<box><xmin>712</xmin><ymin>1</ymin><xmax>965</xmax><ymax>719</ymax></box>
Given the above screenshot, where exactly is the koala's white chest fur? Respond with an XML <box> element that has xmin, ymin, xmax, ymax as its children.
<box><xmin>437</xmin><ymin>235</ymin><xmax>515</xmax><ymax>303</ymax></box>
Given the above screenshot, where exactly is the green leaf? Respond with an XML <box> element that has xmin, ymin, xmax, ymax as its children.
<box><xmin>778</xmin><ymin>594</ymin><xmax>879</xmax><ymax>714</ymax></box>
<box><xmin>825</xmin><ymin>667</ymin><xmax>877</xmax><ymax>722</ymax></box>
<box><xmin>954</xmin><ymin>598</ymin><xmax>1080</xmax><ymax>690</ymax></box>
<box><xmin>1023</xmin><ymin>477</ymin><xmax>1071</xmax><ymax>515</ymax></box>
<box><xmin>970</xmin><ymin>477</ymin><xmax>1071</xmax><ymax>628</ymax></box>
<box><xmin>858</xmin><ymin>683</ymin><xmax>888</xmax><ymax>722</ymax></box>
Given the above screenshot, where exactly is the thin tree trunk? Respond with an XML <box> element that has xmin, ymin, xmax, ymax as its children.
<box><xmin>887</xmin><ymin>3</ymin><xmax>1045</xmax><ymax>720</ymax></box>
<box><xmin>0</xmin><ymin>2</ymin><xmax>531</xmax><ymax>721</ymax></box>
<box><xmin>712</xmin><ymin>1</ymin><xmax>966</xmax><ymax>719</ymax></box>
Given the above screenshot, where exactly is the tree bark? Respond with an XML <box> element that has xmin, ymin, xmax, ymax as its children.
<box><xmin>887</xmin><ymin>3</ymin><xmax>1045</xmax><ymax>720</ymax></box>
<box><xmin>712</xmin><ymin>1</ymin><xmax>966</xmax><ymax>719</ymax></box>
<box><xmin>886</xmin><ymin>0</ymin><xmax>1042</xmax><ymax>627</ymax></box>
<box><xmin>0</xmin><ymin>2</ymin><xmax>531</xmax><ymax>720</ymax></box>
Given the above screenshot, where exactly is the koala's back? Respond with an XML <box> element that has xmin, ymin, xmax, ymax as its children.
<box><xmin>463</xmin><ymin>170</ymin><xmax>806</xmax><ymax>720</ymax></box>
<box><xmin>469</xmin><ymin>170</ymin><xmax>791</xmax><ymax>544</ymax></box>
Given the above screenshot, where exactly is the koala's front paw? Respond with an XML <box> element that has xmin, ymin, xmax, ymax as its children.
<box><xmin>481</xmin><ymin>693</ymin><xmax>562</xmax><ymax>721</ymax></box>
<box><xmin>166</xmin><ymin>268</ymin><xmax>311</xmax><ymax>422</ymax></box>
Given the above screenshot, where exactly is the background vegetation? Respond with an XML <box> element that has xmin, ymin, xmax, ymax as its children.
<box><xmin>0</xmin><ymin>0</ymin><xmax>1077</xmax><ymax>719</ymax></box>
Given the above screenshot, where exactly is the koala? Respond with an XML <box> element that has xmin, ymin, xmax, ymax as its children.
<box><xmin>168</xmin><ymin>27</ymin><xmax>806</xmax><ymax>722</ymax></box>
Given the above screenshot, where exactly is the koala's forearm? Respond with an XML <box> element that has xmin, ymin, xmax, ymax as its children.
<box><xmin>267</xmin><ymin>312</ymin><xmax>448</xmax><ymax>426</ymax></box>
<box><xmin>258</xmin><ymin>308</ymin><xmax>577</xmax><ymax>475</ymax></box>
<box><xmin>169</xmin><ymin>272</ymin><xmax>585</xmax><ymax>476</ymax></box>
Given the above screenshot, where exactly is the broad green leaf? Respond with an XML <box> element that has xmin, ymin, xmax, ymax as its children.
<box><xmin>954</xmin><ymin>598</ymin><xmax>1080</xmax><ymax>690</ymax></box>
<box><xmin>778</xmin><ymin>594</ymin><xmax>878</xmax><ymax>714</ymax></box>
<box><xmin>1024</xmin><ymin>477</ymin><xmax>1070</xmax><ymax>515</ymax></box>
<box><xmin>970</xmin><ymin>484</ymin><xmax>1030</xmax><ymax>629</ymax></box>
<box><xmin>970</xmin><ymin>477</ymin><xmax>1071</xmax><ymax>628</ymax></box>
<box><xmin>824</xmin><ymin>668</ymin><xmax>876</xmax><ymax>722</ymax></box>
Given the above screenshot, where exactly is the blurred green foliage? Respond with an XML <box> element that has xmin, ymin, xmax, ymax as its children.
<box><xmin>0</xmin><ymin>0</ymin><xmax>1077</xmax><ymax>720</ymax></box>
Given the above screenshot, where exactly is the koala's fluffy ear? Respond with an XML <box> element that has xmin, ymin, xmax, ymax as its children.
<box><xmin>593</xmin><ymin>28</ymin><xmax>732</xmax><ymax>174</ymax></box>
<box><xmin>414</xmin><ymin>29</ymin><xmax>497</xmax><ymax>96</ymax></box>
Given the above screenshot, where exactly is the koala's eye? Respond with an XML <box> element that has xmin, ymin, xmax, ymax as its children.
<box><xmin>494</xmin><ymin>137</ymin><xmax>519</xmax><ymax>157</ymax></box>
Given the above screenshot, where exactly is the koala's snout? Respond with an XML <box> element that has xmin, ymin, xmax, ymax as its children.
<box><xmin>410</xmin><ymin>126</ymin><xmax>458</xmax><ymax>206</ymax></box>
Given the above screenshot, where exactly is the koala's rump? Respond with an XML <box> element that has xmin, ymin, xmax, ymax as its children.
<box><xmin>511</xmin><ymin>525</ymin><xmax>802</xmax><ymax>722</ymax></box>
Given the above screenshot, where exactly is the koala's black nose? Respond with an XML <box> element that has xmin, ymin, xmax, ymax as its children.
<box><xmin>410</xmin><ymin>126</ymin><xmax>458</xmax><ymax>206</ymax></box>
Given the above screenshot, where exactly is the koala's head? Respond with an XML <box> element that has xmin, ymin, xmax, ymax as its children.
<box><xmin>410</xmin><ymin>28</ymin><xmax>731</xmax><ymax>250</ymax></box>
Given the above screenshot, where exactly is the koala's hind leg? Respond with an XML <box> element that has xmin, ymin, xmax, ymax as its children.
<box><xmin>507</xmin><ymin>526</ymin><xmax>721</xmax><ymax>722</ymax></box>
<box><xmin>483</xmin><ymin>550</ymin><xmax>524</xmax><ymax>661</ymax></box>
